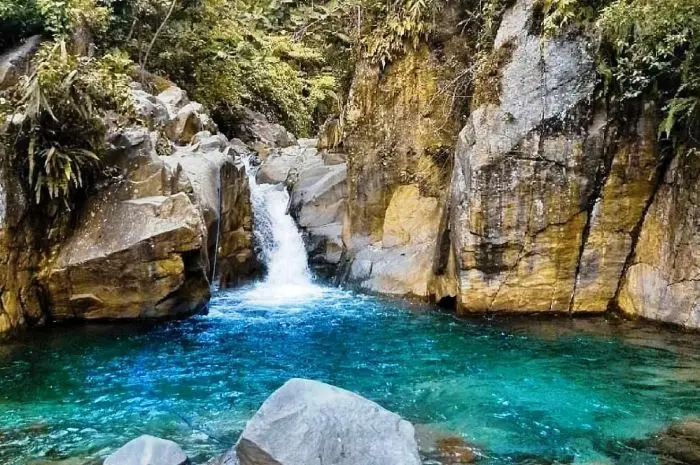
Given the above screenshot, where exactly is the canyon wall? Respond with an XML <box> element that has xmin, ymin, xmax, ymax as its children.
<box><xmin>330</xmin><ymin>0</ymin><xmax>700</xmax><ymax>328</ymax></box>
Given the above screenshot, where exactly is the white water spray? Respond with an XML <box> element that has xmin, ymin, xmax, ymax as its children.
<box><xmin>242</xmin><ymin>157</ymin><xmax>323</xmax><ymax>303</ymax></box>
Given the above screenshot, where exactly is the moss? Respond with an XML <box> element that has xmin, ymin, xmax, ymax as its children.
<box><xmin>472</xmin><ymin>40</ymin><xmax>515</xmax><ymax>108</ymax></box>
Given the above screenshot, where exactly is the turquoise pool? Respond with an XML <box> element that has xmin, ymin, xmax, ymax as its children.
<box><xmin>0</xmin><ymin>287</ymin><xmax>698</xmax><ymax>464</ymax></box>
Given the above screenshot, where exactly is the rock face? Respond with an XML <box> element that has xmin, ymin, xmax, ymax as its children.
<box><xmin>104</xmin><ymin>435</ymin><xmax>190</xmax><ymax>465</ymax></box>
<box><xmin>288</xmin><ymin>143</ymin><xmax>347</xmax><ymax>276</ymax></box>
<box><xmin>220</xmin><ymin>379</ymin><xmax>421</xmax><ymax>465</ymax></box>
<box><xmin>339</xmin><ymin>43</ymin><xmax>460</xmax><ymax>297</ymax></box>
<box><xmin>349</xmin><ymin>184</ymin><xmax>442</xmax><ymax>296</ymax></box>
<box><xmin>445</xmin><ymin>0</ymin><xmax>601</xmax><ymax>313</ymax></box>
<box><xmin>41</xmin><ymin>88</ymin><xmax>257</xmax><ymax>321</ymax></box>
<box><xmin>0</xmin><ymin>35</ymin><xmax>42</xmax><ymax>90</ymax></box>
<box><xmin>0</xmin><ymin>84</ymin><xmax>257</xmax><ymax>334</ymax></box>
<box><xmin>617</xmin><ymin>154</ymin><xmax>700</xmax><ymax>327</ymax></box>
<box><xmin>46</xmin><ymin>192</ymin><xmax>208</xmax><ymax>320</ymax></box>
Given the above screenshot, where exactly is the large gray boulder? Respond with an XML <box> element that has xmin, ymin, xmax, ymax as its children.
<box><xmin>220</xmin><ymin>379</ymin><xmax>421</xmax><ymax>465</ymax></box>
<box><xmin>289</xmin><ymin>152</ymin><xmax>347</xmax><ymax>274</ymax></box>
<box><xmin>104</xmin><ymin>435</ymin><xmax>190</xmax><ymax>465</ymax></box>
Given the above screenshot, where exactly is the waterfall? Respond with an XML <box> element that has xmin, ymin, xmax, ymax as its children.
<box><xmin>243</xmin><ymin>157</ymin><xmax>323</xmax><ymax>303</ymax></box>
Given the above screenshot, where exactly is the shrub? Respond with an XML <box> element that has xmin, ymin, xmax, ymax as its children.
<box><xmin>5</xmin><ymin>40</ymin><xmax>133</xmax><ymax>205</ymax></box>
<box><xmin>597</xmin><ymin>0</ymin><xmax>700</xmax><ymax>139</ymax></box>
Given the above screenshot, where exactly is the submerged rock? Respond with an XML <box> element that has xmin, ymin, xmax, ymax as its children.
<box><xmin>654</xmin><ymin>417</ymin><xmax>700</xmax><ymax>464</ymax></box>
<box><xmin>104</xmin><ymin>435</ymin><xmax>190</xmax><ymax>465</ymax></box>
<box><xmin>219</xmin><ymin>378</ymin><xmax>421</xmax><ymax>465</ymax></box>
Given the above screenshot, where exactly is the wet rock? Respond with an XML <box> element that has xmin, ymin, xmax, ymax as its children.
<box><xmin>0</xmin><ymin>35</ymin><xmax>42</xmax><ymax>90</ymax></box>
<box><xmin>104</xmin><ymin>435</ymin><xmax>190</xmax><ymax>465</ymax></box>
<box><xmin>655</xmin><ymin>417</ymin><xmax>700</xmax><ymax>464</ymax></box>
<box><xmin>256</xmin><ymin>144</ymin><xmax>320</xmax><ymax>185</ymax></box>
<box><xmin>220</xmin><ymin>378</ymin><xmax>421</xmax><ymax>465</ymax></box>
<box><xmin>289</xmin><ymin>156</ymin><xmax>347</xmax><ymax>274</ymax></box>
<box><xmin>415</xmin><ymin>426</ymin><xmax>479</xmax><ymax>465</ymax></box>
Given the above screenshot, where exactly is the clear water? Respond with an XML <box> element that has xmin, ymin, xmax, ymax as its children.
<box><xmin>0</xmin><ymin>287</ymin><xmax>699</xmax><ymax>465</ymax></box>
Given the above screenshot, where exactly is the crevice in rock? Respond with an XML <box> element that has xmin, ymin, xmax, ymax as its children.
<box><xmin>609</xmin><ymin>142</ymin><xmax>678</xmax><ymax>311</ymax></box>
<box><xmin>568</xmin><ymin>104</ymin><xmax>614</xmax><ymax>313</ymax></box>
<box><xmin>432</xmin><ymin>186</ymin><xmax>453</xmax><ymax>276</ymax></box>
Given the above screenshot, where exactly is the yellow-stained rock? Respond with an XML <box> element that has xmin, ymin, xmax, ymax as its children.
<box><xmin>351</xmin><ymin>184</ymin><xmax>442</xmax><ymax>298</ymax></box>
<box><xmin>572</xmin><ymin>105</ymin><xmax>659</xmax><ymax>312</ymax></box>
<box><xmin>617</xmin><ymin>153</ymin><xmax>700</xmax><ymax>328</ymax></box>
<box><xmin>383</xmin><ymin>185</ymin><xmax>440</xmax><ymax>248</ymax></box>
<box><xmin>45</xmin><ymin>193</ymin><xmax>209</xmax><ymax>320</ymax></box>
<box><xmin>343</xmin><ymin>45</ymin><xmax>458</xmax><ymax>246</ymax></box>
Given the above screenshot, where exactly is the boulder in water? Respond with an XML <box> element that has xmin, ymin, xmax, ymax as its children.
<box><xmin>104</xmin><ymin>435</ymin><xmax>190</xmax><ymax>465</ymax></box>
<box><xmin>219</xmin><ymin>378</ymin><xmax>421</xmax><ymax>465</ymax></box>
<box><xmin>654</xmin><ymin>417</ymin><xmax>700</xmax><ymax>464</ymax></box>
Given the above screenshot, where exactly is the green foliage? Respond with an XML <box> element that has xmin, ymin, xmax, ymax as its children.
<box><xmin>0</xmin><ymin>0</ymin><xmax>111</xmax><ymax>50</ymax></box>
<box><xmin>6</xmin><ymin>40</ymin><xmax>133</xmax><ymax>205</ymax></box>
<box><xmin>104</xmin><ymin>0</ymin><xmax>341</xmax><ymax>135</ymax></box>
<box><xmin>539</xmin><ymin>0</ymin><xmax>602</xmax><ymax>37</ymax></box>
<box><xmin>598</xmin><ymin>0</ymin><xmax>700</xmax><ymax>139</ymax></box>
<box><xmin>0</xmin><ymin>0</ymin><xmax>43</xmax><ymax>50</ymax></box>
<box><xmin>361</xmin><ymin>0</ymin><xmax>442</xmax><ymax>67</ymax></box>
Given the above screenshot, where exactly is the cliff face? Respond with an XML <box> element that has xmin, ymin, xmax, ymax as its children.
<box><xmin>332</xmin><ymin>0</ymin><xmax>699</xmax><ymax>328</ymax></box>
<box><xmin>338</xmin><ymin>42</ymin><xmax>461</xmax><ymax>297</ymax></box>
<box><xmin>0</xmin><ymin>81</ymin><xmax>257</xmax><ymax>336</ymax></box>
<box><xmin>618</xmin><ymin>153</ymin><xmax>700</xmax><ymax>327</ymax></box>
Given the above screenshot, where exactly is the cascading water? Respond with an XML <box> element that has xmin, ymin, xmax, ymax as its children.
<box><xmin>242</xmin><ymin>157</ymin><xmax>323</xmax><ymax>303</ymax></box>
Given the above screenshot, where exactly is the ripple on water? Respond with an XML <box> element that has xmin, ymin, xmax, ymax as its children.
<box><xmin>0</xmin><ymin>287</ymin><xmax>698</xmax><ymax>464</ymax></box>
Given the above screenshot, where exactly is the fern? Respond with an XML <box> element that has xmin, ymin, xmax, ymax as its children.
<box><xmin>7</xmin><ymin>39</ymin><xmax>133</xmax><ymax>206</ymax></box>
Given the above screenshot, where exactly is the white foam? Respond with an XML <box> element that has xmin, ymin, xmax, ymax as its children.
<box><xmin>242</xmin><ymin>157</ymin><xmax>324</xmax><ymax>305</ymax></box>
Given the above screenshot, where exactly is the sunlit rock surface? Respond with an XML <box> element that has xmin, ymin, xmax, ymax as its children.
<box><xmin>350</xmin><ymin>184</ymin><xmax>441</xmax><ymax>297</ymax></box>
<box><xmin>218</xmin><ymin>378</ymin><xmax>421</xmax><ymax>465</ymax></box>
<box><xmin>104</xmin><ymin>435</ymin><xmax>190</xmax><ymax>465</ymax></box>
<box><xmin>42</xmin><ymin>87</ymin><xmax>256</xmax><ymax>321</ymax></box>
<box><xmin>446</xmin><ymin>0</ymin><xmax>599</xmax><ymax>313</ymax></box>
<box><xmin>339</xmin><ymin>41</ymin><xmax>460</xmax><ymax>297</ymax></box>
<box><xmin>618</xmin><ymin>154</ymin><xmax>700</xmax><ymax>328</ymax></box>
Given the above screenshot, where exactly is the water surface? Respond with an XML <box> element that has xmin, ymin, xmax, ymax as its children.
<box><xmin>0</xmin><ymin>287</ymin><xmax>698</xmax><ymax>464</ymax></box>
